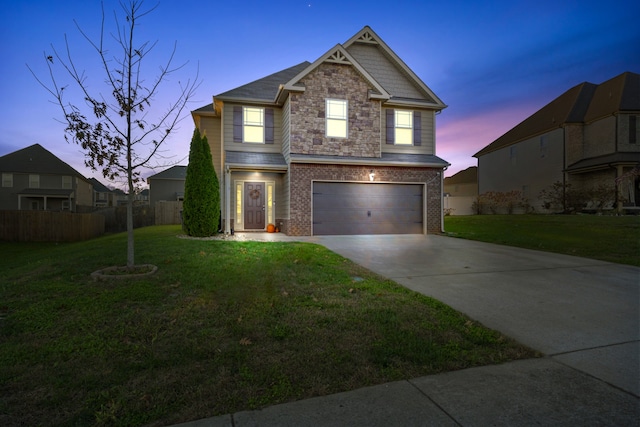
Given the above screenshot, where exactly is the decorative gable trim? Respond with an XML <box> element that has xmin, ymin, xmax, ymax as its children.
<box><xmin>326</xmin><ymin>49</ymin><xmax>351</xmax><ymax>65</ymax></box>
<box><xmin>355</xmin><ymin>29</ymin><xmax>378</xmax><ymax>45</ymax></box>
<box><xmin>277</xmin><ymin>44</ymin><xmax>390</xmax><ymax>104</ymax></box>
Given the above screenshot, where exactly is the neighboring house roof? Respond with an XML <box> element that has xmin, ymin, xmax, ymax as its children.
<box><xmin>89</xmin><ymin>177</ymin><xmax>113</xmax><ymax>193</ymax></box>
<box><xmin>208</xmin><ymin>26</ymin><xmax>446</xmax><ymax>111</ymax></box>
<box><xmin>474</xmin><ymin>71</ymin><xmax>640</xmax><ymax>158</ymax></box>
<box><xmin>147</xmin><ymin>165</ymin><xmax>187</xmax><ymax>180</ymax></box>
<box><xmin>444</xmin><ymin>166</ymin><xmax>477</xmax><ymax>185</ymax></box>
<box><xmin>566</xmin><ymin>152</ymin><xmax>640</xmax><ymax>173</ymax></box>
<box><xmin>0</xmin><ymin>143</ymin><xmax>87</xmax><ymax>179</ymax></box>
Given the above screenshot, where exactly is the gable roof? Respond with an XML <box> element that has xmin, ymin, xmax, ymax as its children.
<box><xmin>474</xmin><ymin>71</ymin><xmax>639</xmax><ymax>158</ymax></box>
<box><xmin>0</xmin><ymin>143</ymin><xmax>87</xmax><ymax>179</ymax></box>
<box><xmin>206</xmin><ymin>26</ymin><xmax>446</xmax><ymax>110</ymax></box>
<box><xmin>147</xmin><ymin>165</ymin><xmax>187</xmax><ymax>180</ymax></box>
<box><xmin>89</xmin><ymin>177</ymin><xmax>113</xmax><ymax>193</ymax></box>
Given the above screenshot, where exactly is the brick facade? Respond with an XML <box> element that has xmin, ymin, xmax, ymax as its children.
<box><xmin>287</xmin><ymin>163</ymin><xmax>442</xmax><ymax>236</ymax></box>
<box><xmin>290</xmin><ymin>63</ymin><xmax>381</xmax><ymax>158</ymax></box>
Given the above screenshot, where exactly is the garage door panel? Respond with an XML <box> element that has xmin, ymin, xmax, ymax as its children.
<box><xmin>313</xmin><ymin>182</ymin><xmax>424</xmax><ymax>235</ymax></box>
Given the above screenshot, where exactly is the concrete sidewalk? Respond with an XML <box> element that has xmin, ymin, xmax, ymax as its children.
<box><xmin>173</xmin><ymin>233</ymin><xmax>640</xmax><ymax>426</ymax></box>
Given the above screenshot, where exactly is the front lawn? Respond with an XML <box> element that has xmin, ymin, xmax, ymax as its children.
<box><xmin>444</xmin><ymin>214</ymin><xmax>640</xmax><ymax>266</ymax></box>
<box><xmin>0</xmin><ymin>226</ymin><xmax>537</xmax><ymax>426</ymax></box>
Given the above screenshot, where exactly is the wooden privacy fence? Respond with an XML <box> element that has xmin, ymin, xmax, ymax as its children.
<box><xmin>155</xmin><ymin>201</ymin><xmax>183</xmax><ymax>225</ymax></box>
<box><xmin>0</xmin><ymin>210</ymin><xmax>105</xmax><ymax>242</ymax></box>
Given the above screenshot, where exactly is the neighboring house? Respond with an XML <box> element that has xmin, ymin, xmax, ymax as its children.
<box><xmin>89</xmin><ymin>177</ymin><xmax>116</xmax><ymax>207</ymax></box>
<box><xmin>444</xmin><ymin>166</ymin><xmax>477</xmax><ymax>197</ymax></box>
<box><xmin>147</xmin><ymin>165</ymin><xmax>187</xmax><ymax>207</ymax></box>
<box><xmin>0</xmin><ymin>144</ymin><xmax>92</xmax><ymax>211</ymax></box>
<box><xmin>443</xmin><ymin>166</ymin><xmax>477</xmax><ymax>216</ymax></box>
<box><xmin>474</xmin><ymin>71</ymin><xmax>640</xmax><ymax>213</ymax></box>
<box><xmin>134</xmin><ymin>188</ymin><xmax>149</xmax><ymax>205</ymax></box>
<box><xmin>191</xmin><ymin>26</ymin><xmax>448</xmax><ymax>236</ymax></box>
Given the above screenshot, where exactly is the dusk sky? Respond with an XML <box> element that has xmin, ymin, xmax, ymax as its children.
<box><xmin>2</xmin><ymin>0</ymin><xmax>639</xmax><ymax>187</ymax></box>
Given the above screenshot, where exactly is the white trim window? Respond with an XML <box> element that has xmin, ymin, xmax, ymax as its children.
<box><xmin>2</xmin><ymin>173</ymin><xmax>12</xmax><ymax>188</ymax></box>
<box><xmin>243</xmin><ymin>107</ymin><xmax>265</xmax><ymax>143</ymax></box>
<box><xmin>326</xmin><ymin>99</ymin><xmax>348</xmax><ymax>138</ymax></box>
<box><xmin>29</xmin><ymin>174</ymin><xmax>40</xmax><ymax>189</ymax></box>
<box><xmin>394</xmin><ymin>110</ymin><xmax>413</xmax><ymax>145</ymax></box>
<box><xmin>62</xmin><ymin>175</ymin><xmax>72</xmax><ymax>189</ymax></box>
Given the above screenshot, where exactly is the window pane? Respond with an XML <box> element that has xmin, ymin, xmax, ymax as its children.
<box><xmin>327</xmin><ymin>119</ymin><xmax>347</xmax><ymax>138</ymax></box>
<box><xmin>395</xmin><ymin>127</ymin><xmax>413</xmax><ymax>145</ymax></box>
<box><xmin>327</xmin><ymin>100</ymin><xmax>346</xmax><ymax>119</ymax></box>
<box><xmin>395</xmin><ymin>110</ymin><xmax>412</xmax><ymax>128</ymax></box>
<box><xmin>29</xmin><ymin>174</ymin><xmax>39</xmax><ymax>188</ymax></box>
<box><xmin>244</xmin><ymin>108</ymin><xmax>263</xmax><ymax>126</ymax></box>
<box><xmin>244</xmin><ymin>125</ymin><xmax>264</xmax><ymax>143</ymax></box>
<box><xmin>2</xmin><ymin>173</ymin><xmax>12</xmax><ymax>187</ymax></box>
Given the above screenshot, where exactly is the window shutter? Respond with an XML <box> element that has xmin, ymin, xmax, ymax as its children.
<box><xmin>413</xmin><ymin>111</ymin><xmax>421</xmax><ymax>146</ymax></box>
<box><xmin>386</xmin><ymin>109</ymin><xmax>394</xmax><ymax>144</ymax></box>
<box><xmin>233</xmin><ymin>106</ymin><xmax>242</xmax><ymax>142</ymax></box>
<box><xmin>265</xmin><ymin>108</ymin><xmax>274</xmax><ymax>144</ymax></box>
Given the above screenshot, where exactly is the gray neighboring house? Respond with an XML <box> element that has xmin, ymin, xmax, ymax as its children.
<box><xmin>89</xmin><ymin>177</ymin><xmax>116</xmax><ymax>207</ymax></box>
<box><xmin>147</xmin><ymin>165</ymin><xmax>187</xmax><ymax>207</ymax></box>
<box><xmin>192</xmin><ymin>26</ymin><xmax>449</xmax><ymax>236</ymax></box>
<box><xmin>474</xmin><ymin>71</ymin><xmax>640</xmax><ymax>213</ymax></box>
<box><xmin>0</xmin><ymin>144</ymin><xmax>93</xmax><ymax>211</ymax></box>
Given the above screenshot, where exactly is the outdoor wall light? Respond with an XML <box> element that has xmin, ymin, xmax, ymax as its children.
<box><xmin>369</xmin><ymin>170</ymin><xmax>375</xmax><ymax>181</ymax></box>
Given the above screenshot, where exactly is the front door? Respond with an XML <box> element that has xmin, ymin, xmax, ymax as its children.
<box><xmin>244</xmin><ymin>182</ymin><xmax>265</xmax><ymax>230</ymax></box>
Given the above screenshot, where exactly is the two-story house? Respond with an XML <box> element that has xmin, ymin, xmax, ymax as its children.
<box><xmin>0</xmin><ymin>144</ymin><xmax>93</xmax><ymax>212</ymax></box>
<box><xmin>474</xmin><ymin>71</ymin><xmax>640</xmax><ymax>213</ymax></box>
<box><xmin>147</xmin><ymin>165</ymin><xmax>187</xmax><ymax>207</ymax></box>
<box><xmin>191</xmin><ymin>26</ymin><xmax>448</xmax><ymax>236</ymax></box>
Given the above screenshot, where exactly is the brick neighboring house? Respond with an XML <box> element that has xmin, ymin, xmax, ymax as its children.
<box><xmin>192</xmin><ymin>26</ymin><xmax>448</xmax><ymax>235</ymax></box>
<box><xmin>0</xmin><ymin>144</ymin><xmax>93</xmax><ymax>212</ymax></box>
<box><xmin>474</xmin><ymin>71</ymin><xmax>640</xmax><ymax>213</ymax></box>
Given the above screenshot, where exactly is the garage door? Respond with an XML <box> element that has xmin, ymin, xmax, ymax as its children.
<box><xmin>312</xmin><ymin>182</ymin><xmax>423</xmax><ymax>235</ymax></box>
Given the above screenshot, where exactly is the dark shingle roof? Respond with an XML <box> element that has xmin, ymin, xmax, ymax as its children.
<box><xmin>474</xmin><ymin>72</ymin><xmax>640</xmax><ymax>157</ymax></box>
<box><xmin>216</xmin><ymin>62</ymin><xmax>311</xmax><ymax>102</ymax></box>
<box><xmin>444</xmin><ymin>166</ymin><xmax>477</xmax><ymax>185</ymax></box>
<box><xmin>89</xmin><ymin>177</ymin><xmax>113</xmax><ymax>193</ymax></box>
<box><xmin>225</xmin><ymin>151</ymin><xmax>287</xmax><ymax>167</ymax></box>
<box><xmin>0</xmin><ymin>143</ymin><xmax>85</xmax><ymax>177</ymax></box>
<box><xmin>290</xmin><ymin>152</ymin><xmax>449</xmax><ymax>167</ymax></box>
<box><xmin>147</xmin><ymin>165</ymin><xmax>187</xmax><ymax>180</ymax></box>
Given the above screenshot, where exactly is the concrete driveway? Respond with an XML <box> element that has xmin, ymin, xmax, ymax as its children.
<box><xmin>303</xmin><ymin>233</ymin><xmax>640</xmax><ymax>397</ymax></box>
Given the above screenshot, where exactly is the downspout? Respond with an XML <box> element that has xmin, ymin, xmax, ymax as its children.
<box><xmin>225</xmin><ymin>165</ymin><xmax>231</xmax><ymax>234</ymax></box>
<box><xmin>441</xmin><ymin>166</ymin><xmax>447</xmax><ymax>233</ymax></box>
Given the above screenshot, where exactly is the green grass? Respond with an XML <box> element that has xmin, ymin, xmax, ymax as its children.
<box><xmin>444</xmin><ymin>214</ymin><xmax>640</xmax><ymax>266</ymax></box>
<box><xmin>0</xmin><ymin>226</ymin><xmax>537</xmax><ymax>426</ymax></box>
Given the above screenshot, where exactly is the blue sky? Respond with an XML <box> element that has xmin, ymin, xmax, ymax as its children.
<box><xmin>1</xmin><ymin>0</ymin><xmax>638</xmax><ymax>186</ymax></box>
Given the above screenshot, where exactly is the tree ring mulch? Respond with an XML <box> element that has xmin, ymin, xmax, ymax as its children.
<box><xmin>91</xmin><ymin>264</ymin><xmax>158</xmax><ymax>281</ymax></box>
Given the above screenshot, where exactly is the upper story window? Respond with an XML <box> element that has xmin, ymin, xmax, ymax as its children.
<box><xmin>540</xmin><ymin>136</ymin><xmax>548</xmax><ymax>158</ymax></box>
<box><xmin>29</xmin><ymin>174</ymin><xmax>40</xmax><ymax>189</ymax></box>
<box><xmin>394</xmin><ymin>110</ymin><xmax>413</xmax><ymax>145</ymax></box>
<box><xmin>2</xmin><ymin>173</ymin><xmax>12</xmax><ymax>188</ymax></box>
<box><xmin>62</xmin><ymin>175</ymin><xmax>72</xmax><ymax>189</ymax></box>
<box><xmin>233</xmin><ymin>106</ymin><xmax>274</xmax><ymax>144</ymax></box>
<box><xmin>510</xmin><ymin>146</ymin><xmax>517</xmax><ymax>166</ymax></box>
<box><xmin>386</xmin><ymin>109</ymin><xmax>422</xmax><ymax>146</ymax></box>
<box><xmin>326</xmin><ymin>99</ymin><xmax>348</xmax><ymax>138</ymax></box>
<box><xmin>630</xmin><ymin>115</ymin><xmax>637</xmax><ymax>145</ymax></box>
<box><xmin>243</xmin><ymin>107</ymin><xmax>264</xmax><ymax>143</ymax></box>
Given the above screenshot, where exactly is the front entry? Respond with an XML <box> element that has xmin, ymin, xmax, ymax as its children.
<box><xmin>244</xmin><ymin>182</ymin><xmax>265</xmax><ymax>230</ymax></box>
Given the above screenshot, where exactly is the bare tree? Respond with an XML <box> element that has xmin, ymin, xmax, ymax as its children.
<box><xmin>29</xmin><ymin>1</ymin><xmax>199</xmax><ymax>268</ymax></box>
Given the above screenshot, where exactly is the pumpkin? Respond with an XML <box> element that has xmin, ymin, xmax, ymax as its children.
<box><xmin>267</xmin><ymin>223</ymin><xmax>275</xmax><ymax>233</ymax></box>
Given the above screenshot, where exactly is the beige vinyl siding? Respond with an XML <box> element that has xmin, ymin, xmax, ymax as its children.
<box><xmin>223</xmin><ymin>103</ymin><xmax>283</xmax><ymax>153</ymax></box>
<box><xmin>381</xmin><ymin>108</ymin><xmax>435</xmax><ymax>154</ymax></box>
<box><xmin>76</xmin><ymin>178</ymin><xmax>93</xmax><ymax>207</ymax></box>
<box><xmin>584</xmin><ymin>116</ymin><xmax>617</xmax><ymax>158</ymax></box>
<box><xmin>478</xmin><ymin>128</ymin><xmax>564</xmax><ymax>211</ymax></box>
<box><xmin>199</xmin><ymin>116</ymin><xmax>223</xmax><ymax>180</ymax></box>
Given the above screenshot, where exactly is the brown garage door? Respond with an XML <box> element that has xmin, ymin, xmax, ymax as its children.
<box><xmin>312</xmin><ymin>182</ymin><xmax>423</xmax><ymax>235</ymax></box>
